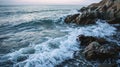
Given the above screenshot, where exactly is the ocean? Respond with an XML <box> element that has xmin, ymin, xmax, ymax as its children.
<box><xmin>0</xmin><ymin>5</ymin><xmax>119</xmax><ymax>67</ymax></box>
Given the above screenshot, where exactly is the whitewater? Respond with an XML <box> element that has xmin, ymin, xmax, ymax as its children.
<box><xmin>0</xmin><ymin>5</ymin><xmax>118</xmax><ymax>67</ymax></box>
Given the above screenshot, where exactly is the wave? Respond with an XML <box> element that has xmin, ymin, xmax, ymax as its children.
<box><xmin>0</xmin><ymin>9</ymin><xmax>78</xmax><ymax>27</ymax></box>
<box><xmin>0</xmin><ymin>20</ymin><xmax>116</xmax><ymax>67</ymax></box>
<box><xmin>0</xmin><ymin>9</ymin><xmax>71</xmax><ymax>16</ymax></box>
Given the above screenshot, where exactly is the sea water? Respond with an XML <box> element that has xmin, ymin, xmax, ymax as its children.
<box><xmin>0</xmin><ymin>5</ymin><xmax>117</xmax><ymax>67</ymax></box>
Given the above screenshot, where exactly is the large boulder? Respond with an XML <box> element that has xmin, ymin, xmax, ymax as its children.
<box><xmin>64</xmin><ymin>0</ymin><xmax>120</xmax><ymax>24</ymax></box>
<box><xmin>65</xmin><ymin>11</ymin><xmax>97</xmax><ymax>25</ymax></box>
<box><xmin>84</xmin><ymin>42</ymin><xmax>119</xmax><ymax>60</ymax></box>
<box><xmin>77</xmin><ymin>35</ymin><xmax>120</xmax><ymax>61</ymax></box>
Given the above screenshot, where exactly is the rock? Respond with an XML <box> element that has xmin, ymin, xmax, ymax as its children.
<box><xmin>98</xmin><ymin>64</ymin><xmax>117</xmax><ymax>67</ymax></box>
<box><xmin>64</xmin><ymin>14</ymin><xmax>79</xmax><ymax>23</ymax></box>
<box><xmin>83</xmin><ymin>42</ymin><xmax>101</xmax><ymax>60</ymax></box>
<box><xmin>107</xmin><ymin>18</ymin><xmax>120</xmax><ymax>24</ymax></box>
<box><xmin>78</xmin><ymin>7</ymin><xmax>88</xmax><ymax>12</ymax></box>
<box><xmin>77</xmin><ymin>35</ymin><xmax>120</xmax><ymax>61</ymax></box>
<box><xmin>97</xmin><ymin>44</ymin><xmax>119</xmax><ymax>59</ymax></box>
<box><xmin>83</xmin><ymin>42</ymin><xmax>119</xmax><ymax>61</ymax></box>
<box><xmin>64</xmin><ymin>0</ymin><xmax>120</xmax><ymax>24</ymax></box>
<box><xmin>77</xmin><ymin>35</ymin><xmax>108</xmax><ymax>46</ymax></box>
<box><xmin>75</xmin><ymin>12</ymin><xmax>97</xmax><ymax>25</ymax></box>
<box><xmin>83</xmin><ymin>42</ymin><xmax>100</xmax><ymax>53</ymax></box>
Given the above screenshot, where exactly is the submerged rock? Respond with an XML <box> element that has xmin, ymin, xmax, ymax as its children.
<box><xmin>64</xmin><ymin>0</ymin><xmax>120</xmax><ymax>24</ymax></box>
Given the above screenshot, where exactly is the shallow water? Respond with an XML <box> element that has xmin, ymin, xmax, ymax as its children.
<box><xmin>0</xmin><ymin>5</ymin><xmax>119</xmax><ymax>67</ymax></box>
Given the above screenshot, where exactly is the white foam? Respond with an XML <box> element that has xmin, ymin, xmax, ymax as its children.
<box><xmin>66</xmin><ymin>20</ymin><xmax>116</xmax><ymax>37</ymax></box>
<box><xmin>3</xmin><ymin>32</ymin><xmax>79</xmax><ymax>67</ymax></box>
<box><xmin>1</xmin><ymin>20</ymin><xmax>116</xmax><ymax>67</ymax></box>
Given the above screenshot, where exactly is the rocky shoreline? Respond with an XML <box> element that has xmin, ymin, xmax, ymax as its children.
<box><xmin>65</xmin><ymin>0</ymin><xmax>120</xmax><ymax>25</ymax></box>
<box><xmin>64</xmin><ymin>0</ymin><xmax>120</xmax><ymax>67</ymax></box>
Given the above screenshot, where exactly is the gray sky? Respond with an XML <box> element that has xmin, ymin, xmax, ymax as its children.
<box><xmin>0</xmin><ymin>0</ymin><xmax>101</xmax><ymax>5</ymax></box>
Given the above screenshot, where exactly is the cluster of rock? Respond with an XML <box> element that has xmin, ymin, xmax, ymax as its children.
<box><xmin>64</xmin><ymin>0</ymin><xmax>120</xmax><ymax>66</ymax></box>
<box><xmin>77</xmin><ymin>35</ymin><xmax>120</xmax><ymax>65</ymax></box>
<box><xmin>65</xmin><ymin>0</ymin><xmax>120</xmax><ymax>25</ymax></box>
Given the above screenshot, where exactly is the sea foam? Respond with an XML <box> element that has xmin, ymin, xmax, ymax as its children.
<box><xmin>0</xmin><ymin>20</ymin><xmax>116</xmax><ymax>67</ymax></box>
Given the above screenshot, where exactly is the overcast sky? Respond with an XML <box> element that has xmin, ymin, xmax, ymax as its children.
<box><xmin>0</xmin><ymin>0</ymin><xmax>101</xmax><ymax>5</ymax></box>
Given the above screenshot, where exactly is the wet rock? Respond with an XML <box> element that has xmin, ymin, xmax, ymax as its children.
<box><xmin>98</xmin><ymin>63</ymin><xmax>117</xmax><ymax>67</ymax></box>
<box><xmin>78</xmin><ymin>7</ymin><xmax>88</xmax><ymax>12</ymax></box>
<box><xmin>75</xmin><ymin>12</ymin><xmax>97</xmax><ymax>25</ymax></box>
<box><xmin>77</xmin><ymin>35</ymin><xmax>108</xmax><ymax>46</ymax></box>
<box><xmin>83</xmin><ymin>41</ymin><xmax>101</xmax><ymax>60</ymax></box>
<box><xmin>64</xmin><ymin>14</ymin><xmax>79</xmax><ymax>23</ymax></box>
<box><xmin>84</xmin><ymin>43</ymin><xmax>119</xmax><ymax>60</ymax></box>
<box><xmin>65</xmin><ymin>11</ymin><xmax>97</xmax><ymax>25</ymax></box>
<box><xmin>83</xmin><ymin>42</ymin><xmax>100</xmax><ymax>54</ymax></box>
<box><xmin>77</xmin><ymin>35</ymin><xmax>120</xmax><ymax>61</ymax></box>
<box><xmin>107</xmin><ymin>18</ymin><xmax>120</xmax><ymax>24</ymax></box>
<box><xmin>65</xmin><ymin>0</ymin><xmax>120</xmax><ymax>24</ymax></box>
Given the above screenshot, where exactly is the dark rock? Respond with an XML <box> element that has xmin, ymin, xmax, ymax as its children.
<box><xmin>98</xmin><ymin>64</ymin><xmax>117</xmax><ymax>67</ymax></box>
<box><xmin>107</xmin><ymin>18</ymin><xmax>120</xmax><ymax>24</ymax></box>
<box><xmin>77</xmin><ymin>35</ymin><xmax>108</xmax><ymax>46</ymax></box>
<box><xmin>75</xmin><ymin>12</ymin><xmax>97</xmax><ymax>25</ymax></box>
<box><xmin>77</xmin><ymin>35</ymin><xmax>120</xmax><ymax>61</ymax></box>
<box><xmin>83</xmin><ymin>42</ymin><xmax>100</xmax><ymax>60</ymax></box>
<box><xmin>64</xmin><ymin>0</ymin><xmax>120</xmax><ymax>24</ymax></box>
<box><xmin>78</xmin><ymin>7</ymin><xmax>88</xmax><ymax>12</ymax></box>
<box><xmin>64</xmin><ymin>14</ymin><xmax>79</xmax><ymax>23</ymax></box>
<box><xmin>84</xmin><ymin>42</ymin><xmax>119</xmax><ymax>60</ymax></box>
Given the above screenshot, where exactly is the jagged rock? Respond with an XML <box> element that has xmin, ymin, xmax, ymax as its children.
<box><xmin>83</xmin><ymin>42</ymin><xmax>119</xmax><ymax>60</ymax></box>
<box><xmin>64</xmin><ymin>14</ymin><xmax>79</xmax><ymax>23</ymax></box>
<box><xmin>83</xmin><ymin>42</ymin><xmax>100</xmax><ymax>60</ymax></box>
<box><xmin>77</xmin><ymin>35</ymin><xmax>120</xmax><ymax>61</ymax></box>
<box><xmin>65</xmin><ymin>0</ymin><xmax>120</xmax><ymax>24</ymax></box>
<box><xmin>77</xmin><ymin>35</ymin><xmax>108</xmax><ymax>46</ymax></box>
<box><xmin>78</xmin><ymin>7</ymin><xmax>88</xmax><ymax>12</ymax></box>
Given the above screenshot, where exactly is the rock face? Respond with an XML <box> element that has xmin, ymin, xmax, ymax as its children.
<box><xmin>77</xmin><ymin>35</ymin><xmax>120</xmax><ymax>61</ymax></box>
<box><xmin>77</xmin><ymin>35</ymin><xmax>108</xmax><ymax>46</ymax></box>
<box><xmin>84</xmin><ymin>42</ymin><xmax>119</xmax><ymax>60</ymax></box>
<box><xmin>65</xmin><ymin>0</ymin><xmax>120</xmax><ymax>24</ymax></box>
<box><xmin>64</xmin><ymin>14</ymin><xmax>80</xmax><ymax>23</ymax></box>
